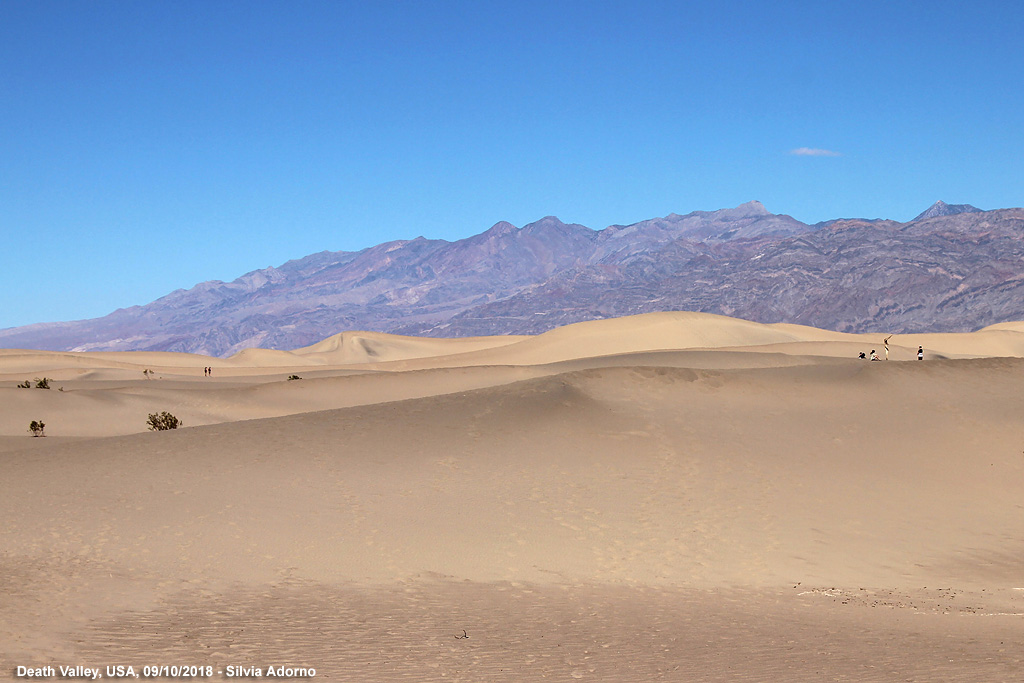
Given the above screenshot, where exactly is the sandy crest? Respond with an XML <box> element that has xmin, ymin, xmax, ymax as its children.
<box><xmin>3</xmin><ymin>312</ymin><xmax>1024</xmax><ymax>680</ymax></box>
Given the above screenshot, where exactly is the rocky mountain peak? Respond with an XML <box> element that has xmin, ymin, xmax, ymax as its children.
<box><xmin>522</xmin><ymin>216</ymin><xmax>567</xmax><ymax>231</ymax></box>
<box><xmin>735</xmin><ymin>200</ymin><xmax>769</xmax><ymax>216</ymax></box>
<box><xmin>706</xmin><ymin>200</ymin><xmax>770</xmax><ymax>221</ymax></box>
<box><xmin>483</xmin><ymin>220</ymin><xmax>517</xmax><ymax>236</ymax></box>
<box><xmin>912</xmin><ymin>200</ymin><xmax>982</xmax><ymax>222</ymax></box>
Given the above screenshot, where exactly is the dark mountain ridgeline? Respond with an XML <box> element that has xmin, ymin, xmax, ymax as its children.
<box><xmin>2</xmin><ymin>201</ymin><xmax>1021</xmax><ymax>356</ymax></box>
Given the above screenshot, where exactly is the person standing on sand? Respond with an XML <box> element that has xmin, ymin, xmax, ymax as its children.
<box><xmin>918</xmin><ymin>346</ymin><xmax>924</xmax><ymax>361</ymax></box>
<box><xmin>884</xmin><ymin>335</ymin><xmax>893</xmax><ymax>360</ymax></box>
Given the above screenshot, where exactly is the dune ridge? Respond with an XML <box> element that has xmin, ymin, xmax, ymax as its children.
<box><xmin>5</xmin><ymin>311</ymin><xmax>1024</xmax><ymax>380</ymax></box>
<box><xmin>5</xmin><ymin>311</ymin><xmax>1024</xmax><ymax>438</ymax></box>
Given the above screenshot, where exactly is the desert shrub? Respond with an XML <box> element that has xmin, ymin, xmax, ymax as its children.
<box><xmin>287</xmin><ymin>375</ymin><xmax>302</xmax><ymax>381</ymax></box>
<box><xmin>34</xmin><ymin>377</ymin><xmax>51</xmax><ymax>390</ymax></box>
<box><xmin>17</xmin><ymin>380</ymin><xmax>31</xmax><ymax>388</ymax></box>
<box><xmin>147</xmin><ymin>411</ymin><xmax>182</xmax><ymax>431</ymax></box>
<box><xmin>28</xmin><ymin>420</ymin><xmax>46</xmax><ymax>437</ymax></box>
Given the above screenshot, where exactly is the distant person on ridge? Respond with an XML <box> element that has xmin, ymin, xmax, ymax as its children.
<box><xmin>918</xmin><ymin>346</ymin><xmax>924</xmax><ymax>361</ymax></box>
<box><xmin>884</xmin><ymin>335</ymin><xmax>893</xmax><ymax>360</ymax></box>
<box><xmin>870</xmin><ymin>350</ymin><xmax>880</xmax><ymax>361</ymax></box>
<box><xmin>858</xmin><ymin>352</ymin><xmax>866</xmax><ymax>359</ymax></box>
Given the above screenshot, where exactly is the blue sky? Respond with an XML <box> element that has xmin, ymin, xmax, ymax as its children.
<box><xmin>2</xmin><ymin>0</ymin><xmax>1022</xmax><ymax>329</ymax></box>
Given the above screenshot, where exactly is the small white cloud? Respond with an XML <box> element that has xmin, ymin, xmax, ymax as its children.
<box><xmin>790</xmin><ymin>147</ymin><xmax>841</xmax><ymax>157</ymax></box>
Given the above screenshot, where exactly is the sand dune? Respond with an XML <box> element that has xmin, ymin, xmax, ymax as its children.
<box><xmin>314</xmin><ymin>311</ymin><xmax>1024</xmax><ymax>370</ymax></box>
<box><xmin>290</xmin><ymin>329</ymin><xmax>528</xmax><ymax>363</ymax></box>
<box><xmin>980</xmin><ymin>320</ymin><xmax>1024</xmax><ymax>333</ymax></box>
<box><xmin>3</xmin><ymin>312</ymin><xmax>1024</xmax><ymax>680</ymax></box>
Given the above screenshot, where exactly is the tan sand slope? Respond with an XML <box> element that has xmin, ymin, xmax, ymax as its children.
<box><xmin>7</xmin><ymin>359</ymin><xmax>1023</xmax><ymax>587</ymax></box>
<box><xmin>225</xmin><ymin>330</ymin><xmax>528</xmax><ymax>367</ymax></box>
<box><xmin>290</xmin><ymin>329</ymin><xmax>529</xmax><ymax>362</ymax></box>
<box><xmin>3</xmin><ymin>312</ymin><xmax>1024</xmax><ymax>680</ymax></box>
<box><xmin>354</xmin><ymin>312</ymin><xmax>848</xmax><ymax>369</ymax></box>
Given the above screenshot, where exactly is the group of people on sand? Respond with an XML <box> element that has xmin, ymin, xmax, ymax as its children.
<box><xmin>859</xmin><ymin>336</ymin><xmax>924</xmax><ymax>361</ymax></box>
<box><xmin>203</xmin><ymin>366</ymin><xmax>212</xmax><ymax>377</ymax></box>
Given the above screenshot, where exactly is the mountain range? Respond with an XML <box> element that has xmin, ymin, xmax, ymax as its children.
<box><xmin>3</xmin><ymin>200</ymin><xmax>1022</xmax><ymax>357</ymax></box>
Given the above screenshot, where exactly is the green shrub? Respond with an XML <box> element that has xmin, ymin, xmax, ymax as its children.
<box><xmin>34</xmin><ymin>377</ymin><xmax>51</xmax><ymax>390</ymax></box>
<box><xmin>28</xmin><ymin>420</ymin><xmax>46</xmax><ymax>437</ymax></box>
<box><xmin>147</xmin><ymin>411</ymin><xmax>182</xmax><ymax>431</ymax></box>
<box><xmin>17</xmin><ymin>380</ymin><xmax>31</xmax><ymax>388</ymax></box>
<box><xmin>287</xmin><ymin>375</ymin><xmax>302</xmax><ymax>381</ymax></box>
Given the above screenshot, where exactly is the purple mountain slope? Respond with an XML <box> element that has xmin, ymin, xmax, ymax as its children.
<box><xmin>430</xmin><ymin>210</ymin><xmax>1024</xmax><ymax>336</ymax></box>
<box><xmin>2</xmin><ymin>202</ymin><xmax>1022</xmax><ymax>356</ymax></box>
